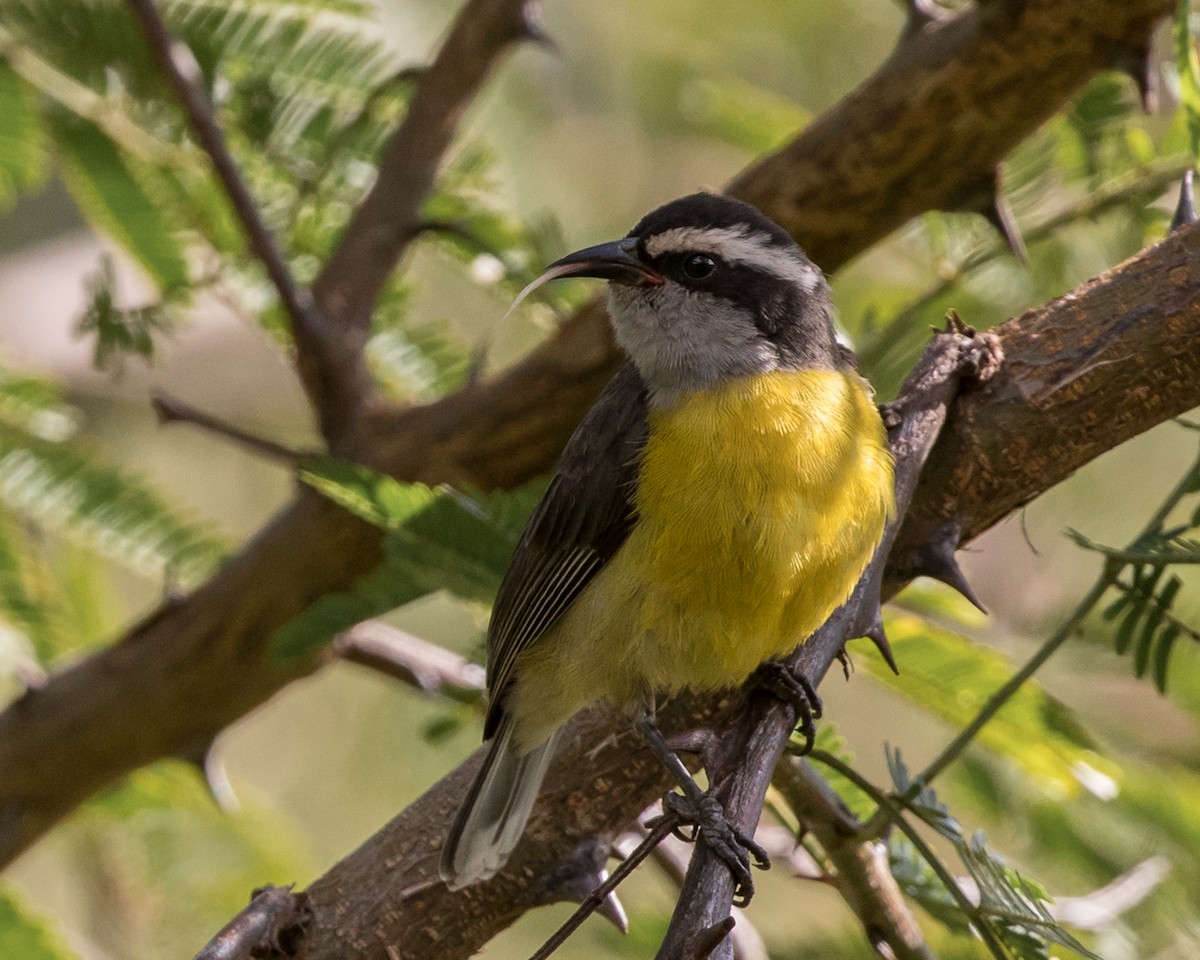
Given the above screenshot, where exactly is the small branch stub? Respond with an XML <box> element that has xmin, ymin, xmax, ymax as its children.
<box><xmin>194</xmin><ymin>885</ymin><xmax>313</xmax><ymax>960</ymax></box>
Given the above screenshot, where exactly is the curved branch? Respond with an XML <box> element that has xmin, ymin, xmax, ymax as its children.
<box><xmin>0</xmin><ymin>0</ymin><xmax>1172</xmax><ymax>877</ymax></box>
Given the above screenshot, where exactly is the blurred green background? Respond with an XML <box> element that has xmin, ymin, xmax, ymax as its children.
<box><xmin>1</xmin><ymin>0</ymin><xmax>1199</xmax><ymax>958</ymax></box>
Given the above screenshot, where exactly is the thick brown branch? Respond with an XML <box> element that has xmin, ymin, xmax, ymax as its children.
<box><xmin>0</xmin><ymin>0</ymin><xmax>1174</xmax><ymax>888</ymax></box>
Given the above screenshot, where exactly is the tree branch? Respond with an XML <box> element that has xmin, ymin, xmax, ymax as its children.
<box><xmin>0</xmin><ymin>0</ymin><xmax>1175</xmax><ymax>884</ymax></box>
<box><xmin>124</xmin><ymin>0</ymin><xmax>357</xmax><ymax>446</ymax></box>
<box><xmin>333</xmin><ymin>621</ymin><xmax>485</xmax><ymax>705</ymax></box>
<box><xmin>311</xmin><ymin>0</ymin><xmax>541</xmax><ymax>347</ymax></box>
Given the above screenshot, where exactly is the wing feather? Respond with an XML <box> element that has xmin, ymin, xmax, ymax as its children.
<box><xmin>484</xmin><ymin>363</ymin><xmax>648</xmax><ymax>738</ymax></box>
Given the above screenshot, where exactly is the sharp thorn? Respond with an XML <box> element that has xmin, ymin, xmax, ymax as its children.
<box><xmin>519</xmin><ymin>1</ymin><xmax>557</xmax><ymax>50</ymax></box>
<box><xmin>593</xmin><ymin>875</ymin><xmax>629</xmax><ymax>935</ymax></box>
<box><xmin>865</xmin><ymin>615</ymin><xmax>900</xmax><ymax>675</ymax></box>
<box><xmin>1116</xmin><ymin>42</ymin><xmax>1158</xmax><ymax>114</ymax></box>
<box><xmin>982</xmin><ymin>190</ymin><xmax>1027</xmax><ymax>264</ymax></box>
<box><xmin>181</xmin><ymin>737</ymin><xmax>239</xmax><ymax>812</ymax></box>
<box><xmin>946</xmin><ymin>168</ymin><xmax>1026</xmax><ymax>263</ymax></box>
<box><xmin>689</xmin><ymin>916</ymin><xmax>737</xmax><ymax>958</ymax></box>
<box><xmin>918</xmin><ymin>544</ymin><xmax>987</xmax><ymax>614</ymax></box>
<box><xmin>535</xmin><ymin>839</ymin><xmax>628</xmax><ymax>932</ymax></box>
<box><xmin>905</xmin><ymin>0</ymin><xmax>941</xmax><ymax>28</ymax></box>
<box><xmin>1171</xmin><ymin>169</ymin><xmax>1196</xmax><ymax>233</ymax></box>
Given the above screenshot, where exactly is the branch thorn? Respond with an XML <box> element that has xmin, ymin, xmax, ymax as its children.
<box><xmin>519</xmin><ymin>1</ymin><xmax>557</xmax><ymax>50</ymax></box>
<box><xmin>948</xmin><ymin>168</ymin><xmax>1027</xmax><ymax>263</ymax></box>
<box><xmin>864</xmin><ymin>612</ymin><xmax>900</xmax><ymax>675</ymax></box>
<box><xmin>913</xmin><ymin>525</ymin><xmax>987</xmax><ymax>614</ymax></box>
<box><xmin>1171</xmin><ymin>169</ymin><xmax>1196</xmax><ymax>234</ymax></box>
<box><xmin>682</xmin><ymin>916</ymin><xmax>737</xmax><ymax>958</ymax></box>
<box><xmin>981</xmin><ymin>188</ymin><xmax>1027</xmax><ymax>264</ymax></box>
<box><xmin>1115</xmin><ymin>39</ymin><xmax>1158</xmax><ymax>114</ymax></box>
<box><xmin>902</xmin><ymin>0</ymin><xmax>944</xmax><ymax>36</ymax></box>
<box><xmin>180</xmin><ymin>736</ymin><xmax>240</xmax><ymax>812</ymax></box>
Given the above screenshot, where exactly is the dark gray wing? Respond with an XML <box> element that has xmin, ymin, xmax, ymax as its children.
<box><xmin>483</xmin><ymin>362</ymin><xmax>648</xmax><ymax>738</ymax></box>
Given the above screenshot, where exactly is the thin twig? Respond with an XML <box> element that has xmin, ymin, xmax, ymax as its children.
<box><xmin>312</xmin><ymin>0</ymin><xmax>539</xmax><ymax>328</ymax></box>
<box><xmin>151</xmin><ymin>393</ymin><xmax>307</xmax><ymax>465</ymax></box>
<box><xmin>334</xmin><ymin>621</ymin><xmax>486</xmax><ymax>705</ymax></box>
<box><xmin>528</xmin><ymin>818</ymin><xmax>675</xmax><ymax>960</ymax></box>
<box><xmin>811</xmin><ymin>750</ymin><xmax>1011</xmax><ymax>960</ymax></box>
<box><xmin>124</xmin><ymin>0</ymin><xmax>357</xmax><ymax>445</ymax></box>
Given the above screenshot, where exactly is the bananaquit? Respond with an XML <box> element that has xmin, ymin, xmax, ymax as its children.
<box><xmin>440</xmin><ymin>193</ymin><xmax>894</xmax><ymax>895</ymax></box>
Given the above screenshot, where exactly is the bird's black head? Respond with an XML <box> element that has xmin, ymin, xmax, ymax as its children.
<box><xmin>545</xmin><ymin>193</ymin><xmax>840</xmax><ymax>402</ymax></box>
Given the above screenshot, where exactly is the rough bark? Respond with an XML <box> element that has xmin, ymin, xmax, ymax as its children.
<box><xmin>0</xmin><ymin>0</ymin><xmax>1173</xmax><ymax>875</ymax></box>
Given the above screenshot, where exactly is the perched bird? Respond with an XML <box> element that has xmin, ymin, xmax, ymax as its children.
<box><xmin>440</xmin><ymin>193</ymin><xmax>894</xmax><ymax>896</ymax></box>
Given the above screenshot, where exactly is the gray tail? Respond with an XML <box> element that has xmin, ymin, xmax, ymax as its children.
<box><xmin>439</xmin><ymin>718</ymin><xmax>559</xmax><ymax>889</ymax></box>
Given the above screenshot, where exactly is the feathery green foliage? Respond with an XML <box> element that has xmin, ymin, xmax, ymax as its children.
<box><xmin>272</xmin><ymin>457</ymin><xmax>543</xmax><ymax>660</ymax></box>
<box><xmin>0</xmin><ymin>424</ymin><xmax>225</xmax><ymax>581</ymax></box>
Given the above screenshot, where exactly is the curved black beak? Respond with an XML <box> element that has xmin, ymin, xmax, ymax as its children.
<box><xmin>544</xmin><ymin>237</ymin><xmax>663</xmax><ymax>285</ymax></box>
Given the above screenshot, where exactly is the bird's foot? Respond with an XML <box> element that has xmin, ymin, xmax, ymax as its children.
<box><xmin>748</xmin><ymin>660</ymin><xmax>823</xmax><ymax>754</ymax></box>
<box><xmin>647</xmin><ymin>791</ymin><xmax>770</xmax><ymax>906</ymax></box>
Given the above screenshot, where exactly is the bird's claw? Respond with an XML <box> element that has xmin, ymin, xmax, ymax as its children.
<box><xmin>647</xmin><ymin>791</ymin><xmax>770</xmax><ymax>906</ymax></box>
<box><xmin>749</xmin><ymin>660</ymin><xmax>823</xmax><ymax>754</ymax></box>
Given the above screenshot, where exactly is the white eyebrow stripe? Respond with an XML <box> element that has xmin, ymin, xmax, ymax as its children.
<box><xmin>643</xmin><ymin>225</ymin><xmax>820</xmax><ymax>291</ymax></box>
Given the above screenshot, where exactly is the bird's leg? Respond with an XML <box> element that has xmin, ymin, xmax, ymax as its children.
<box><xmin>633</xmin><ymin>708</ymin><xmax>770</xmax><ymax>906</ymax></box>
<box><xmin>747</xmin><ymin>659</ymin><xmax>823</xmax><ymax>755</ymax></box>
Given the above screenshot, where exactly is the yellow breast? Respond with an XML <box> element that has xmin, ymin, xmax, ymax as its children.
<box><xmin>509</xmin><ymin>368</ymin><xmax>893</xmax><ymax>749</ymax></box>
<box><xmin>623</xmin><ymin>368</ymin><xmax>894</xmax><ymax>689</ymax></box>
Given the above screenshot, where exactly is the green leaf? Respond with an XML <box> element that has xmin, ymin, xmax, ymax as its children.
<box><xmin>0</xmin><ymin>510</ymin><xmax>57</xmax><ymax>660</ymax></box>
<box><xmin>0</xmin><ymin>425</ymin><xmax>225</xmax><ymax>581</ymax></box>
<box><xmin>297</xmin><ymin>455</ymin><xmax>441</xmax><ymax>530</ymax></box>
<box><xmin>959</xmin><ymin>832</ymin><xmax>1101</xmax><ymax>960</ymax></box>
<box><xmin>0</xmin><ymin>61</ymin><xmax>47</xmax><ymax>210</ymax></box>
<box><xmin>77</xmin><ymin>256</ymin><xmax>177</xmax><ymax>373</ymax></box>
<box><xmin>55</xmin><ymin>118</ymin><xmax>189</xmax><ymax>294</ymax></box>
<box><xmin>0</xmin><ymin>367</ymin><xmax>76</xmax><ymax>441</ymax></box>
<box><xmin>0</xmin><ymin>885</ymin><xmax>80</xmax><ymax>960</ymax></box>
<box><xmin>275</xmin><ymin>461</ymin><xmax>540</xmax><ymax>661</ymax></box>
<box><xmin>1176</xmin><ymin>0</ymin><xmax>1200</xmax><ymax>164</ymax></box>
<box><xmin>886</xmin><ymin>744</ymin><xmax>964</xmax><ymax>843</ymax></box>
<box><xmin>1154</xmin><ymin>623</ymin><xmax>1182</xmax><ymax>693</ymax></box>
<box><xmin>863</xmin><ymin>610</ymin><xmax>1104</xmax><ymax>792</ymax></box>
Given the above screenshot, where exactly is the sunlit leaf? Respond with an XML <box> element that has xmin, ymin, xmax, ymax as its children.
<box><xmin>56</xmin><ymin>119</ymin><xmax>189</xmax><ymax>294</ymax></box>
<box><xmin>275</xmin><ymin>459</ymin><xmax>541</xmax><ymax>660</ymax></box>
<box><xmin>0</xmin><ymin>885</ymin><xmax>79</xmax><ymax>960</ymax></box>
<box><xmin>0</xmin><ymin>61</ymin><xmax>46</xmax><ymax>210</ymax></box>
<box><xmin>863</xmin><ymin>610</ymin><xmax>1105</xmax><ymax>792</ymax></box>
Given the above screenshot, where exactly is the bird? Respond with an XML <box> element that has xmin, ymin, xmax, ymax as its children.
<box><xmin>439</xmin><ymin>192</ymin><xmax>894</xmax><ymax>899</ymax></box>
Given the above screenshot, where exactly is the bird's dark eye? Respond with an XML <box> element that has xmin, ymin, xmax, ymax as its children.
<box><xmin>683</xmin><ymin>253</ymin><xmax>717</xmax><ymax>280</ymax></box>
